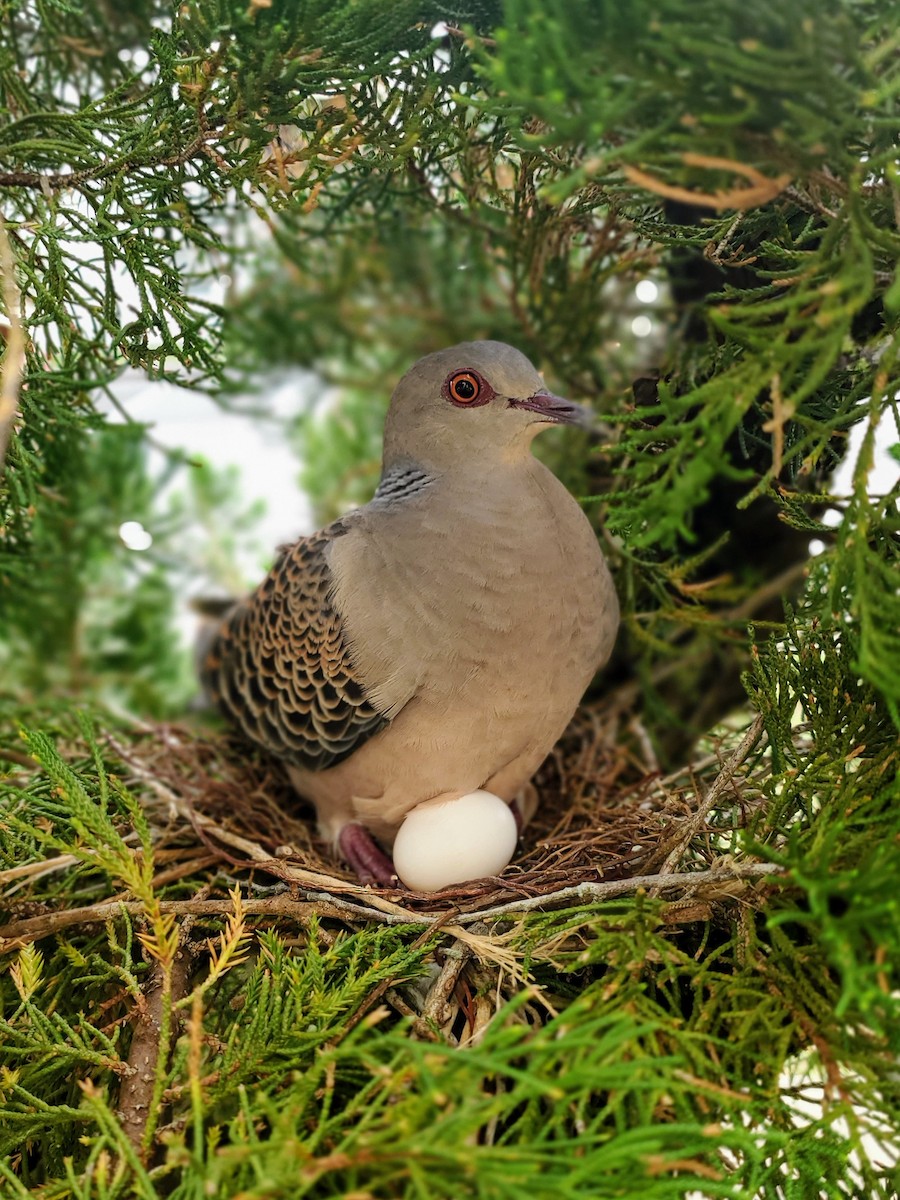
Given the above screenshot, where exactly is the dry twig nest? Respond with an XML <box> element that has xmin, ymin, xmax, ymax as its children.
<box><xmin>0</xmin><ymin>702</ymin><xmax>782</xmax><ymax>1047</ymax></box>
<box><xmin>113</xmin><ymin>702</ymin><xmax>775</xmax><ymax>922</ymax></box>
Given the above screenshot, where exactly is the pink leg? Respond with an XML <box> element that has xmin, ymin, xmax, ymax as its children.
<box><xmin>338</xmin><ymin>823</ymin><xmax>397</xmax><ymax>886</ymax></box>
<box><xmin>509</xmin><ymin>798</ymin><xmax>524</xmax><ymax>835</ymax></box>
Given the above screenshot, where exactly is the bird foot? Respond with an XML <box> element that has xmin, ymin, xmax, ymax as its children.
<box><xmin>511</xmin><ymin>781</ymin><xmax>539</xmax><ymax>830</ymax></box>
<box><xmin>509</xmin><ymin>797</ymin><xmax>524</xmax><ymax>834</ymax></box>
<box><xmin>338</xmin><ymin>823</ymin><xmax>398</xmax><ymax>886</ymax></box>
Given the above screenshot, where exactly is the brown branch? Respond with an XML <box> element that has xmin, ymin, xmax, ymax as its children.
<box><xmin>0</xmin><ymin>854</ymin><xmax>80</xmax><ymax>889</ymax></box>
<box><xmin>117</xmin><ymin>941</ymin><xmax>193</xmax><ymax>1156</ymax></box>
<box><xmin>0</xmin><ymin>861</ymin><xmax>787</xmax><ymax>950</ymax></box>
<box><xmin>0</xmin><ymin>213</ymin><xmax>25</xmax><ymax>472</ymax></box>
<box><xmin>650</xmin><ymin>713</ymin><xmax>767</xmax><ymax>877</ymax></box>
<box><xmin>443</xmin><ymin>24</ymin><xmax>497</xmax><ymax>48</ymax></box>
<box><xmin>0</xmin><ymin>850</ymin><xmax>215</xmax><ymax>895</ymax></box>
<box><xmin>622</xmin><ymin>153</ymin><xmax>791</xmax><ymax>212</ymax></box>
<box><xmin>725</xmin><ymin>559</ymin><xmax>809</xmax><ymax>623</ymax></box>
<box><xmin>0</xmin><ymin>892</ymin><xmax>393</xmax><ymax>949</ymax></box>
<box><xmin>0</xmin><ymin>746</ymin><xmax>35</xmax><ymax>769</ymax></box>
<box><xmin>334</xmin><ymin>921</ymin><xmax>446</xmax><ymax>1041</ymax></box>
<box><xmin>411</xmin><ymin>937</ymin><xmax>473</xmax><ymax>1041</ymax></box>
<box><xmin>459</xmin><ymin>861</ymin><xmax>784</xmax><ymax>920</ymax></box>
<box><xmin>0</xmin><ymin>127</ymin><xmax>226</xmax><ymax>193</ymax></box>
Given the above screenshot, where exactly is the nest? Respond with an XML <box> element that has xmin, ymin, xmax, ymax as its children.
<box><xmin>112</xmin><ymin>701</ymin><xmax>774</xmax><ymax>922</ymax></box>
<box><xmin>1</xmin><ymin>703</ymin><xmax>780</xmax><ymax>1049</ymax></box>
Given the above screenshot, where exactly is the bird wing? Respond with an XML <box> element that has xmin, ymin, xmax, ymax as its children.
<box><xmin>200</xmin><ymin>517</ymin><xmax>390</xmax><ymax>771</ymax></box>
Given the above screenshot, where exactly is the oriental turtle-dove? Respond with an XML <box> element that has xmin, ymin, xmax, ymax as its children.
<box><xmin>201</xmin><ymin>341</ymin><xmax>619</xmax><ymax>883</ymax></box>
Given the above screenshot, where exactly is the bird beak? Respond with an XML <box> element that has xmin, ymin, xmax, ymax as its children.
<box><xmin>510</xmin><ymin>390</ymin><xmax>593</xmax><ymax>427</ymax></box>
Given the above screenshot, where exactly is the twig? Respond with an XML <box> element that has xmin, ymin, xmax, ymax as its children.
<box><xmin>412</xmin><ymin>938</ymin><xmax>473</xmax><ymax>1041</ymax></box>
<box><xmin>622</xmin><ymin>153</ymin><xmax>791</xmax><ymax>212</ymax></box>
<box><xmin>443</xmin><ymin>24</ymin><xmax>497</xmax><ymax>48</ymax></box>
<box><xmin>459</xmin><ymin>861</ymin><xmax>783</xmax><ymax>920</ymax></box>
<box><xmin>762</xmin><ymin>373</ymin><xmax>792</xmax><ymax>476</ymax></box>
<box><xmin>117</xmin><ymin>941</ymin><xmax>193</xmax><ymax>1157</ymax></box>
<box><xmin>0</xmin><ymin>213</ymin><xmax>26</xmax><ymax>472</ymax></box>
<box><xmin>0</xmin><ymin>746</ymin><xmax>35</xmax><ymax>769</ymax></box>
<box><xmin>650</xmin><ymin>714</ymin><xmax>767</xmax><ymax>878</ymax></box>
<box><xmin>0</xmin><ymin>893</ymin><xmax>398</xmax><ymax>948</ymax></box>
<box><xmin>0</xmin><ymin>855</ymin><xmax>80</xmax><ymax>889</ymax></box>
<box><xmin>0</xmin><ymin>861</ymin><xmax>787</xmax><ymax>949</ymax></box>
<box><xmin>605</xmin><ymin>555</ymin><xmax>806</xmax><ymax>717</ymax></box>
<box><xmin>105</xmin><ymin>855</ymin><xmax>220</xmax><ymax>902</ymax></box>
<box><xmin>725</xmin><ymin>560</ymin><xmax>809</xmax><ymax>623</ymax></box>
<box><xmin>333</xmin><ymin>921</ymin><xmax>445</xmax><ymax>1040</ymax></box>
<box><xmin>383</xmin><ymin>987</ymin><xmax>419</xmax><ymax>1021</ymax></box>
<box><xmin>0</xmin><ymin>130</ymin><xmax>224</xmax><ymax>193</ymax></box>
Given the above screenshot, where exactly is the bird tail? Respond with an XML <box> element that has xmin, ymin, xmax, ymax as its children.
<box><xmin>190</xmin><ymin>595</ymin><xmax>240</xmax><ymax>712</ymax></box>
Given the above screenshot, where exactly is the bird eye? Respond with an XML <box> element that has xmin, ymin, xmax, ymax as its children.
<box><xmin>447</xmin><ymin>371</ymin><xmax>482</xmax><ymax>405</ymax></box>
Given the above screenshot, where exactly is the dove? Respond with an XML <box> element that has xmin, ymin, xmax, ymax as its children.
<box><xmin>200</xmin><ymin>341</ymin><xmax>619</xmax><ymax>885</ymax></box>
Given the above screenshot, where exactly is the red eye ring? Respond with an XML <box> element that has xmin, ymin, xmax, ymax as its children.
<box><xmin>443</xmin><ymin>368</ymin><xmax>494</xmax><ymax>408</ymax></box>
<box><xmin>449</xmin><ymin>372</ymin><xmax>480</xmax><ymax>403</ymax></box>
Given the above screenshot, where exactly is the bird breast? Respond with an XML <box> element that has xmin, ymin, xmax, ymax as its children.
<box><xmin>327</xmin><ymin>458</ymin><xmax>617</xmax><ymax>726</ymax></box>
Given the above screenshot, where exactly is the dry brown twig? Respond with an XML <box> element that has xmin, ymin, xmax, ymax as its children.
<box><xmin>649</xmin><ymin>713</ymin><xmax>767</xmax><ymax>878</ymax></box>
<box><xmin>0</xmin><ymin>213</ymin><xmax>26</xmax><ymax>472</ymax></box>
<box><xmin>0</xmin><ymin>861</ymin><xmax>784</xmax><ymax>951</ymax></box>
<box><xmin>622</xmin><ymin>153</ymin><xmax>791</xmax><ymax>211</ymax></box>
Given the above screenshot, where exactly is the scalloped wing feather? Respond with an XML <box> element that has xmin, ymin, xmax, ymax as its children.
<box><xmin>200</xmin><ymin>519</ymin><xmax>389</xmax><ymax>772</ymax></box>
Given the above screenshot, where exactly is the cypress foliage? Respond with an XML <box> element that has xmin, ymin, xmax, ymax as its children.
<box><xmin>1</xmin><ymin>2</ymin><xmax>898</xmax><ymax>1196</ymax></box>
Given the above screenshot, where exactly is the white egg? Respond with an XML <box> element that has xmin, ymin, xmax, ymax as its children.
<box><xmin>392</xmin><ymin>789</ymin><xmax>518</xmax><ymax>893</ymax></box>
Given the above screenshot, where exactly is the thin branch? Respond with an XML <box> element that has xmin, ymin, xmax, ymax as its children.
<box><xmin>411</xmin><ymin>937</ymin><xmax>473</xmax><ymax>1042</ymax></box>
<box><xmin>725</xmin><ymin>560</ymin><xmax>809</xmax><ymax>623</ymax></box>
<box><xmin>0</xmin><ymin>855</ymin><xmax>80</xmax><ymax>889</ymax></box>
<box><xmin>650</xmin><ymin>713</ymin><xmax>767</xmax><ymax>877</ymax></box>
<box><xmin>622</xmin><ymin>154</ymin><xmax>791</xmax><ymax>211</ymax></box>
<box><xmin>0</xmin><ymin>861</ymin><xmax>787</xmax><ymax>949</ymax></box>
<box><xmin>0</xmin><ymin>213</ymin><xmax>25</xmax><ymax>472</ymax></box>
<box><xmin>0</xmin><ymin>746</ymin><xmax>36</xmax><ymax>768</ymax></box>
<box><xmin>0</xmin><ymin>129</ymin><xmax>223</xmax><ymax>193</ymax></box>
<box><xmin>443</xmin><ymin>24</ymin><xmax>498</xmax><ymax>49</ymax></box>
<box><xmin>0</xmin><ymin>893</ymin><xmax>405</xmax><ymax>949</ymax></box>
<box><xmin>333</xmin><ymin>921</ymin><xmax>445</xmax><ymax>1041</ymax></box>
<box><xmin>458</xmin><ymin>861</ymin><xmax>783</xmax><ymax>920</ymax></box>
<box><xmin>606</xmin><ymin>560</ymin><xmax>807</xmax><ymax>718</ymax></box>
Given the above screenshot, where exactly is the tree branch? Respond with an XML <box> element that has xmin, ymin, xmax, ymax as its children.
<box><xmin>0</xmin><ymin>129</ymin><xmax>225</xmax><ymax>193</ymax></box>
<box><xmin>0</xmin><ymin>860</ymin><xmax>787</xmax><ymax>950</ymax></box>
<box><xmin>650</xmin><ymin>713</ymin><xmax>767</xmax><ymax>877</ymax></box>
<box><xmin>117</xmin><ymin>941</ymin><xmax>194</xmax><ymax>1158</ymax></box>
<box><xmin>0</xmin><ymin>213</ymin><xmax>25</xmax><ymax>472</ymax></box>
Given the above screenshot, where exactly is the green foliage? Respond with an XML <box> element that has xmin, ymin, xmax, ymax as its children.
<box><xmin>1</xmin><ymin>1</ymin><xmax>900</xmax><ymax>1195</ymax></box>
<box><xmin>1</xmin><ymin>422</ymin><xmax>185</xmax><ymax>710</ymax></box>
<box><xmin>1</xmin><ymin>671</ymin><xmax>898</xmax><ymax>1195</ymax></box>
<box><xmin>746</xmin><ymin>609</ymin><xmax>900</xmax><ymax>1031</ymax></box>
<box><xmin>483</xmin><ymin>0</ymin><xmax>892</xmax><ymax>179</ymax></box>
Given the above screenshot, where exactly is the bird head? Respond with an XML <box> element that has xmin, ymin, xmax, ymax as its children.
<box><xmin>382</xmin><ymin>341</ymin><xmax>591</xmax><ymax>473</ymax></box>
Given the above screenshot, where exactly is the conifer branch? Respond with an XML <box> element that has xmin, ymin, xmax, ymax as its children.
<box><xmin>0</xmin><ymin>129</ymin><xmax>225</xmax><ymax>193</ymax></box>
